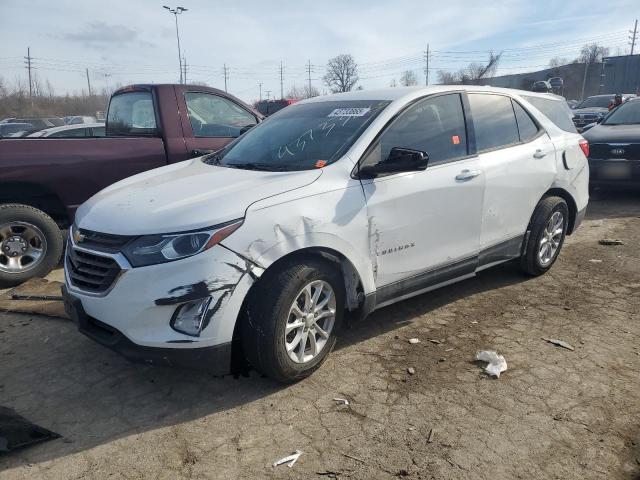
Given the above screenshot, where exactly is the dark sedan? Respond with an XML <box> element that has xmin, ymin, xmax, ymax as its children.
<box><xmin>583</xmin><ymin>98</ymin><xmax>640</xmax><ymax>188</ymax></box>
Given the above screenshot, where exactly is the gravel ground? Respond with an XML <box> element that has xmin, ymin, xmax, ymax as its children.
<box><xmin>1</xmin><ymin>191</ymin><xmax>639</xmax><ymax>480</ymax></box>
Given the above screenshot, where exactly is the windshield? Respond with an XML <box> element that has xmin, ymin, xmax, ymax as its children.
<box><xmin>577</xmin><ymin>96</ymin><xmax>612</xmax><ymax>109</ymax></box>
<box><xmin>205</xmin><ymin>100</ymin><xmax>390</xmax><ymax>171</ymax></box>
<box><xmin>603</xmin><ymin>100</ymin><xmax>640</xmax><ymax>125</ymax></box>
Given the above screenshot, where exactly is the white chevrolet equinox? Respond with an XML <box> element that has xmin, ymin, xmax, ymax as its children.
<box><xmin>63</xmin><ymin>86</ymin><xmax>589</xmax><ymax>382</ymax></box>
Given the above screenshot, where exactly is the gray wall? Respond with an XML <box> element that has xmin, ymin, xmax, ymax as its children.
<box><xmin>473</xmin><ymin>54</ymin><xmax>640</xmax><ymax>100</ymax></box>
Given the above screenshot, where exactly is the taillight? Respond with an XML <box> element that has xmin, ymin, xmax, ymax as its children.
<box><xmin>579</xmin><ymin>139</ymin><xmax>589</xmax><ymax>157</ymax></box>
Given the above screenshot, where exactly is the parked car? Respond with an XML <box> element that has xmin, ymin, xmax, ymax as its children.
<box><xmin>572</xmin><ymin>94</ymin><xmax>636</xmax><ymax>131</ymax></box>
<box><xmin>582</xmin><ymin>97</ymin><xmax>640</xmax><ymax>188</ymax></box>
<box><xmin>548</xmin><ymin>77</ymin><xmax>563</xmax><ymax>90</ymax></box>
<box><xmin>254</xmin><ymin>98</ymin><xmax>298</xmax><ymax>116</ymax></box>
<box><xmin>62</xmin><ymin>86</ymin><xmax>589</xmax><ymax>382</ymax></box>
<box><xmin>27</xmin><ymin>123</ymin><xmax>105</xmax><ymax>138</ymax></box>
<box><xmin>64</xmin><ymin>115</ymin><xmax>98</xmax><ymax>125</ymax></box>
<box><xmin>0</xmin><ymin>84</ymin><xmax>262</xmax><ymax>287</ymax></box>
<box><xmin>0</xmin><ymin>123</ymin><xmax>34</xmax><ymax>138</ymax></box>
<box><xmin>532</xmin><ymin>80</ymin><xmax>552</xmax><ymax>93</ymax></box>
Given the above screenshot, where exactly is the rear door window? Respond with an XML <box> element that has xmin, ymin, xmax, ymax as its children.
<box><xmin>468</xmin><ymin>94</ymin><xmax>519</xmax><ymax>152</ymax></box>
<box><xmin>107</xmin><ymin>92</ymin><xmax>158</xmax><ymax>136</ymax></box>
<box><xmin>521</xmin><ymin>95</ymin><xmax>576</xmax><ymax>133</ymax></box>
<box><xmin>185</xmin><ymin>92</ymin><xmax>257</xmax><ymax>138</ymax></box>
<box><xmin>50</xmin><ymin>128</ymin><xmax>88</xmax><ymax>138</ymax></box>
<box><xmin>512</xmin><ymin>101</ymin><xmax>539</xmax><ymax>142</ymax></box>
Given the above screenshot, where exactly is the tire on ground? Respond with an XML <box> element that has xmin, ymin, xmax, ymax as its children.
<box><xmin>242</xmin><ymin>257</ymin><xmax>345</xmax><ymax>383</ymax></box>
<box><xmin>0</xmin><ymin>203</ymin><xmax>64</xmax><ymax>288</ymax></box>
<box><xmin>520</xmin><ymin>196</ymin><xmax>569</xmax><ymax>277</ymax></box>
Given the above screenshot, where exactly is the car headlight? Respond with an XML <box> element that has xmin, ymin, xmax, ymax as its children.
<box><xmin>121</xmin><ymin>219</ymin><xmax>243</xmax><ymax>267</ymax></box>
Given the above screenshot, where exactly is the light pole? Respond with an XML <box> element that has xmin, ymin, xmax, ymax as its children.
<box><xmin>163</xmin><ymin>6</ymin><xmax>188</xmax><ymax>84</ymax></box>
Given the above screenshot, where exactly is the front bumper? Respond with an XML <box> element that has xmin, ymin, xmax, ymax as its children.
<box><xmin>588</xmin><ymin>158</ymin><xmax>640</xmax><ymax>186</ymax></box>
<box><xmin>64</xmin><ymin>236</ymin><xmax>262</xmax><ymax>371</ymax></box>
<box><xmin>62</xmin><ymin>285</ymin><xmax>232</xmax><ymax>373</ymax></box>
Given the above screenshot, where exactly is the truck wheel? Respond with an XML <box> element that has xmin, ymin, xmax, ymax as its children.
<box><xmin>242</xmin><ymin>258</ymin><xmax>345</xmax><ymax>383</ymax></box>
<box><xmin>520</xmin><ymin>196</ymin><xmax>568</xmax><ymax>277</ymax></box>
<box><xmin>0</xmin><ymin>204</ymin><xmax>64</xmax><ymax>288</ymax></box>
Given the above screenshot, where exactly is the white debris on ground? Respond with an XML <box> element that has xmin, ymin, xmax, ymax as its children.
<box><xmin>273</xmin><ymin>450</ymin><xmax>302</xmax><ymax>468</ymax></box>
<box><xmin>333</xmin><ymin>398</ymin><xmax>349</xmax><ymax>406</ymax></box>
<box><xmin>542</xmin><ymin>337</ymin><xmax>575</xmax><ymax>351</ymax></box>
<box><xmin>475</xmin><ymin>350</ymin><xmax>508</xmax><ymax>377</ymax></box>
<box><xmin>408</xmin><ymin>338</ymin><xmax>421</xmax><ymax>344</ymax></box>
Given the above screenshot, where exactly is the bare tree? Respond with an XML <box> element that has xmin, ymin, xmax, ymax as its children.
<box><xmin>287</xmin><ymin>84</ymin><xmax>320</xmax><ymax>99</ymax></box>
<box><xmin>436</xmin><ymin>70</ymin><xmax>458</xmax><ymax>84</ymax></box>
<box><xmin>323</xmin><ymin>54</ymin><xmax>359</xmax><ymax>93</ymax></box>
<box><xmin>549</xmin><ymin>57</ymin><xmax>570</xmax><ymax>68</ymax></box>
<box><xmin>389</xmin><ymin>78</ymin><xmax>398</xmax><ymax>88</ymax></box>
<box><xmin>399</xmin><ymin>70</ymin><xmax>418</xmax><ymax>86</ymax></box>
<box><xmin>578</xmin><ymin>43</ymin><xmax>610</xmax><ymax>64</ymax></box>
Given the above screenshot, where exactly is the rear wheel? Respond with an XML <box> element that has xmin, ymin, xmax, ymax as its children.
<box><xmin>242</xmin><ymin>258</ymin><xmax>345</xmax><ymax>383</ymax></box>
<box><xmin>520</xmin><ymin>196</ymin><xmax>568</xmax><ymax>276</ymax></box>
<box><xmin>0</xmin><ymin>204</ymin><xmax>64</xmax><ymax>288</ymax></box>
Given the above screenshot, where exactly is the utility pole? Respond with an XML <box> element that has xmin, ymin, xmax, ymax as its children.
<box><xmin>163</xmin><ymin>6</ymin><xmax>188</xmax><ymax>84</ymax></box>
<box><xmin>279</xmin><ymin>61</ymin><xmax>284</xmax><ymax>100</ymax></box>
<box><xmin>630</xmin><ymin>19</ymin><xmax>638</xmax><ymax>55</ymax></box>
<box><xmin>259</xmin><ymin>82</ymin><xmax>262</xmax><ymax>101</ymax></box>
<box><xmin>266</xmin><ymin>90</ymin><xmax>271</xmax><ymax>101</ymax></box>
<box><xmin>307</xmin><ymin>59</ymin><xmax>312</xmax><ymax>96</ymax></box>
<box><xmin>86</xmin><ymin>68</ymin><xmax>92</xmax><ymax>96</ymax></box>
<box><xmin>183</xmin><ymin>55</ymin><xmax>187</xmax><ymax>84</ymax></box>
<box><xmin>24</xmin><ymin>47</ymin><xmax>33</xmax><ymax>104</ymax></box>
<box><xmin>423</xmin><ymin>44</ymin><xmax>430</xmax><ymax>85</ymax></box>
<box><xmin>580</xmin><ymin>62</ymin><xmax>589</xmax><ymax>101</ymax></box>
<box><xmin>223</xmin><ymin>64</ymin><xmax>229</xmax><ymax>92</ymax></box>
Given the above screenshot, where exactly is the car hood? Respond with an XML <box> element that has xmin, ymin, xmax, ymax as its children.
<box><xmin>582</xmin><ymin>124</ymin><xmax>640</xmax><ymax>143</ymax></box>
<box><xmin>572</xmin><ymin>107</ymin><xmax>608</xmax><ymax>115</ymax></box>
<box><xmin>76</xmin><ymin>158</ymin><xmax>323</xmax><ymax>235</ymax></box>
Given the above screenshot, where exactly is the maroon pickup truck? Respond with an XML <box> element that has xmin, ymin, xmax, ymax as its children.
<box><xmin>0</xmin><ymin>84</ymin><xmax>262</xmax><ymax>287</ymax></box>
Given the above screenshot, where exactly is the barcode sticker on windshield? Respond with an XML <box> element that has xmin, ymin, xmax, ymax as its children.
<box><xmin>328</xmin><ymin>107</ymin><xmax>371</xmax><ymax>117</ymax></box>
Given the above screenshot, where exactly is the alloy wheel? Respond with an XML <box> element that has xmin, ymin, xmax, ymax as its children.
<box><xmin>538</xmin><ymin>211</ymin><xmax>564</xmax><ymax>266</ymax></box>
<box><xmin>0</xmin><ymin>222</ymin><xmax>48</xmax><ymax>274</ymax></box>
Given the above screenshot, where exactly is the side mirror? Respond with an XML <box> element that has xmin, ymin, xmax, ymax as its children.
<box><xmin>359</xmin><ymin>147</ymin><xmax>429</xmax><ymax>178</ymax></box>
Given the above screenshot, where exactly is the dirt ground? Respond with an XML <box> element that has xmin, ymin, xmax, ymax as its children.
<box><xmin>1</xmin><ymin>191</ymin><xmax>639</xmax><ymax>480</ymax></box>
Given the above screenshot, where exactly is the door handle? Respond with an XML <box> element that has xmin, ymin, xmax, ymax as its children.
<box><xmin>533</xmin><ymin>149</ymin><xmax>547</xmax><ymax>159</ymax></box>
<box><xmin>455</xmin><ymin>169</ymin><xmax>481</xmax><ymax>181</ymax></box>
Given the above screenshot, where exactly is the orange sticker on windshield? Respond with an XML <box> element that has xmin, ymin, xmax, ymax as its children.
<box><xmin>452</xmin><ymin>135</ymin><xmax>461</xmax><ymax>145</ymax></box>
<box><xmin>315</xmin><ymin>160</ymin><xmax>327</xmax><ymax>168</ymax></box>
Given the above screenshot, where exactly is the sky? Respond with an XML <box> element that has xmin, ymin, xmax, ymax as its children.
<box><xmin>0</xmin><ymin>0</ymin><xmax>637</xmax><ymax>104</ymax></box>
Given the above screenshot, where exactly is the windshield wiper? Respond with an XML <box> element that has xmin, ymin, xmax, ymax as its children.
<box><xmin>224</xmin><ymin>162</ymin><xmax>291</xmax><ymax>172</ymax></box>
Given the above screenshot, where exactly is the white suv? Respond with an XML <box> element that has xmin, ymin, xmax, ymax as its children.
<box><xmin>63</xmin><ymin>86</ymin><xmax>589</xmax><ymax>382</ymax></box>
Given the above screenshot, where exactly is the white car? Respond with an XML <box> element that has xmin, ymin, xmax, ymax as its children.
<box><xmin>63</xmin><ymin>86</ymin><xmax>589</xmax><ymax>382</ymax></box>
<box><xmin>27</xmin><ymin>123</ymin><xmax>105</xmax><ymax>138</ymax></box>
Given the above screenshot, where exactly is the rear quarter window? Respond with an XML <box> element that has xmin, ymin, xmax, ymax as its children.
<box><xmin>107</xmin><ymin>92</ymin><xmax>158</xmax><ymax>136</ymax></box>
<box><xmin>522</xmin><ymin>95</ymin><xmax>576</xmax><ymax>133</ymax></box>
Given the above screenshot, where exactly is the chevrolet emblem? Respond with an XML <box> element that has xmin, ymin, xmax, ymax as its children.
<box><xmin>611</xmin><ymin>148</ymin><xmax>625</xmax><ymax>156</ymax></box>
<box><xmin>73</xmin><ymin>228</ymin><xmax>85</xmax><ymax>244</ymax></box>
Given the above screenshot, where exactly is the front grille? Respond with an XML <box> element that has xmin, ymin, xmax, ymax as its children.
<box><xmin>76</xmin><ymin>228</ymin><xmax>132</xmax><ymax>253</ymax></box>
<box><xmin>66</xmin><ymin>246</ymin><xmax>121</xmax><ymax>293</ymax></box>
<box><xmin>589</xmin><ymin>143</ymin><xmax>640</xmax><ymax>160</ymax></box>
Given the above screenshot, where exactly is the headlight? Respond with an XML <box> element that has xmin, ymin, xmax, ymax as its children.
<box><xmin>122</xmin><ymin>219</ymin><xmax>243</xmax><ymax>267</ymax></box>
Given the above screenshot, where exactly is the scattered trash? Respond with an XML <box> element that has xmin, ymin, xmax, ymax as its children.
<box><xmin>438</xmin><ymin>357</ymin><xmax>446</xmax><ymax>363</ymax></box>
<box><xmin>407</xmin><ymin>367</ymin><xmax>416</xmax><ymax>375</ymax></box>
<box><xmin>0</xmin><ymin>406</ymin><xmax>60</xmax><ymax>453</ymax></box>
<box><xmin>408</xmin><ymin>338</ymin><xmax>421</xmax><ymax>344</ymax></box>
<box><xmin>445</xmin><ymin>348</ymin><xmax>454</xmax><ymax>352</ymax></box>
<box><xmin>333</xmin><ymin>398</ymin><xmax>349</xmax><ymax>406</ymax></box>
<box><xmin>10</xmin><ymin>294</ymin><xmax>63</xmax><ymax>302</ymax></box>
<box><xmin>475</xmin><ymin>350</ymin><xmax>508</xmax><ymax>377</ymax></box>
<box><xmin>599</xmin><ymin>239</ymin><xmax>624</xmax><ymax>246</ymax></box>
<box><xmin>428</xmin><ymin>339</ymin><xmax>442</xmax><ymax>344</ymax></box>
<box><xmin>427</xmin><ymin>429</ymin><xmax>435</xmax><ymax>443</ymax></box>
<box><xmin>471</xmin><ymin>321</ymin><xmax>478</xmax><ymax>324</ymax></box>
<box><xmin>541</xmin><ymin>337</ymin><xmax>575</xmax><ymax>351</ymax></box>
<box><xmin>341</xmin><ymin>452</ymin><xmax>366</xmax><ymax>464</ymax></box>
<box><xmin>273</xmin><ymin>450</ymin><xmax>302</xmax><ymax>468</ymax></box>
<box><xmin>588</xmin><ymin>259</ymin><xmax>603</xmax><ymax>263</ymax></box>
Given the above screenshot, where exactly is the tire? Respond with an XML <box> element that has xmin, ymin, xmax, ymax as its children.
<box><xmin>520</xmin><ymin>196</ymin><xmax>569</xmax><ymax>277</ymax></box>
<box><xmin>242</xmin><ymin>257</ymin><xmax>345</xmax><ymax>383</ymax></box>
<box><xmin>0</xmin><ymin>204</ymin><xmax>64</xmax><ymax>288</ymax></box>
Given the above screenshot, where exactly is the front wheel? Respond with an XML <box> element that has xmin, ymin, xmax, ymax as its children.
<box><xmin>242</xmin><ymin>258</ymin><xmax>345</xmax><ymax>383</ymax></box>
<box><xmin>0</xmin><ymin>204</ymin><xmax>64</xmax><ymax>288</ymax></box>
<box><xmin>520</xmin><ymin>196</ymin><xmax>568</xmax><ymax>276</ymax></box>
